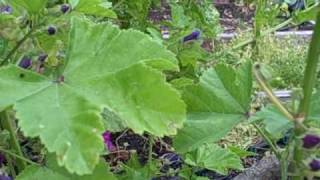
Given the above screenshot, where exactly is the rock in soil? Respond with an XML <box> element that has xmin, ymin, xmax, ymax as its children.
<box><xmin>233</xmin><ymin>154</ymin><xmax>280</xmax><ymax>180</ymax></box>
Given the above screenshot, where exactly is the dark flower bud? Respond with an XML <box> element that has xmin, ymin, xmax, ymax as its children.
<box><xmin>0</xmin><ymin>5</ymin><xmax>12</xmax><ymax>14</ymax></box>
<box><xmin>183</xmin><ymin>30</ymin><xmax>201</xmax><ymax>42</ymax></box>
<box><xmin>302</xmin><ymin>134</ymin><xmax>320</xmax><ymax>149</ymax></box>
<box><xmin>38</xmin><ymin>53</ymin><xmax>48</xmax><ymax>62</ymax></box>
<box><xmin>60</xmin><ymin>4</ymin><xmax>70</xmax><ymax>14</ymax></box>
<box><xmin>47</xmin><ymin>26</ymin><xmax>56</xmax><ymax>35</ymax></box>
<box><xmin>18</xmin><ymin>56</ymin><xmax>32</xmax><ymax>69</ymax></box>
<box><xmin>309</xmin><ymin>159</ymin><xmax>320</xmax><ymax>171</ymax></box>
<box><xmin>0</xmin><ymin>153</ymin><xmax>5</xmax><ymax>167</ymax></box>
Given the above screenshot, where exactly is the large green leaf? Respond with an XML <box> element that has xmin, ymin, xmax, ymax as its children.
<box><xmin>173</xmin><ymin>62</ymin><xmax>252</xmax><ymax>153</ymax></box>
<box><xmin>16</xmin><ymin>160</ymin><xmax>117</xmax><ymax>180</ymax></box>
<box><xmin>0</xmin><ymin>18</ymin><xmax>185</xmax><ymax>174</ymax></box>
<box><xmin>185</xmin><ymin>144</ymin><xmax>243</xmax><ymax>175</ymax></box>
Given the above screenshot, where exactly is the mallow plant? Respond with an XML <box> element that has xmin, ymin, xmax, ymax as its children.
<box><xmin>0</xmin><ymin>0</ymin><xmax>253</xmax><ymax>179</ymax></box>
<box><xmin>0</xmin><ymin>0</ymin><xmax>319</xmax><ymax>179</ymax></box>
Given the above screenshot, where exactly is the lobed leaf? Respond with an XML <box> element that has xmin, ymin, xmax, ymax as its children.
<box><xmin>0</xmin><ymin>17</ymin><xmax>185</xmax><ymax>174</ymax></box>
<box><xmin>184</xmin><ymin>144</ymin><xmax>243</xmax><ymax>175</ymax></box>
<box><xmin>173</xmin><ymin>62</ymin><xmax>252</xmax><ymax>153</ymax></box>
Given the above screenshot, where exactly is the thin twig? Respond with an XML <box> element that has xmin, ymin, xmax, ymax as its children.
<box><xmin>0</xmin><ymin>147</ymin><xmax>40</xmax><ymax>166</ymax></box>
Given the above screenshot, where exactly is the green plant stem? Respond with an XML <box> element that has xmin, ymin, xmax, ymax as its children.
<box><xmin>280</xmin><ymin>158</ymin><xmax>288</xmax><ymax>180</ymax></box>
<box><xmin>231</xmin><ymin>18</ymin><xmax>292</xmax><ymax>50</ymax></box>
<box><xmin>297</xmin><ymin>10</ymin><xmax>320</xmax><ymax>121</ymax></box>
<box><xmin>148</xmin><ymin>135</ymin><xmax>154</xmax><ymax>168</ymax></box>
<box><xmin>253</xmin><ymin>64</ymin><xmax>295</xmax><ymax>121</ymax></box>
<box><xmin>0</xmin><ymin>111</ymin><xmax>27</xmax><ymax>172</ymax></box>
<box><xmin>0</xmin><ymin>29</ymin><xmax>34</xmax><ymax>66</ymax></box>
<box><xmin>254</xmin><ymin>123</ymin><xmax>289</xmax><ymax>179</ymax></box>
<box><xmin>0</xmin><ymin>147</ymin><xmax>39</xmax><ymax>166</ymax></box>
<box><xmin>253</xmin><ymin>124</ymin><xmax>279</xmax><ymax>156</ymax></box>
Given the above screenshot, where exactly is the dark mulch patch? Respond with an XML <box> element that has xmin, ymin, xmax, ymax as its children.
<box><xmin>105</xmin><ymin>130</ymin><xmax>276</xmax><ymax>180</ymax></box>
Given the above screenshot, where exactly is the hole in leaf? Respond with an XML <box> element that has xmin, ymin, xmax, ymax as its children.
<box><xmin>19</xmin><ymin>73</ymin><xmax>25</xmax><ymax>78</ymax></box>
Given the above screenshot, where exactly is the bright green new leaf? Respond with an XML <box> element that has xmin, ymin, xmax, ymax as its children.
<box><xmin>74</xmin><ymin>0</ymin><xmax>117</xmax><ymax>18</ymax></box>
<box><xmin>173</xmin><ymin>62</ymin><xmax>252</xmax><ymax>153</ymax></box>
<box><xmin>169</xmin><ymin>3</ymin><xmax>191</xmax><ymax>28</ymax></box>
<box><xmin>0</xmin><ymin>17</ymin><xmax>185</xmax><ymax>174</ymax></box>
<box><xmin>10</xmin><ymin>0</ymin><xmax>48</xmax><ymax>14</ymax></box>
<box><xmin>249</xmin><ymin>105</ymin><xmax>293</xmax><ymax>140</ymax></box>
<box><xmin>185</xmin><ymin>144</ymin><xmax>243</xmax><ymax>175</ymax></box>
<box><xmin>16</xmin><ymin>160</ymin><xmax>117</xmax><ymax>180</ymax></box>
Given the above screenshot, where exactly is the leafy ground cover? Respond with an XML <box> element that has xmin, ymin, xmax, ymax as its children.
<box><xmin>0</xmin><ymin>0</ymin><xmax>320</xmax><ymax>180</ymax></box>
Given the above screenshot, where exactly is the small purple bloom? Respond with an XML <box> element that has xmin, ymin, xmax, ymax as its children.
<box><xmin>38</xmin><ymin>53</ymin><xmax>48</xmax><ymax>62</ymax></box>
<box><xmin>183</xmin><ymin>30</ymin><xmax>201</xmax><ymax>42</ymax></box>
<box><xmin>60</xmin><ymin>4</ymin><xmax>70</xmax><ymax>14</ymax></box>
<box><xmin>309</xmin><ymin>159</ymin><xmax>320</xmax><ymax>171</ymax></box>
<box><xmin>302</xmin><ymin>134</ymin><xmax>320</xmax><ymax>149</ymax></box>
<box><xmin>47</xmin><ymin>26</ymin><xmax>56</xmax><ymax>35</ymax></box>
<box><xmin>102</xmin><ymin>131</ymin><xmax>115</xmax><ymax>151</ymax></box>
<box><xmin>19</xmin><ymin>56</ymin><xmax>32</xmax><ymax>69</ymax></box>
<box><xmin>0</xmin><ymin>5</ymin><xmax>12</xmax><ymax>14</ymax></box>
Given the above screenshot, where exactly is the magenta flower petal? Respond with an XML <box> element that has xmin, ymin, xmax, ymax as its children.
<box><xmin>102</xmin><ymin>131</ymin><xmax>115</xmax><ymax>151</ymax></box>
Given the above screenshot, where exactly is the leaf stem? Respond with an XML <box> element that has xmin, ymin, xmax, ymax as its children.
<box><xmin>253</xmin><ymin>64</ymin><xmax>295</xmax><ymax>121</ymax></box>
<box><xmin>297</xmin><ymin>10</ymin><xmax>320</xmax><ymax>121</ymax></box>
<box><xmin>253</xmin><ymin>124</ymin><xmax>280</xmax><ymax>157</ymax></box>
<box><xmin>0</xmin><ymin>111</ymin><xmax>27</xmax><ymax>172</ymax></box>
<box><xmin>0</xmin><ymin>29</ymin><xmax>34</xmax><ymax>66</ymax></box>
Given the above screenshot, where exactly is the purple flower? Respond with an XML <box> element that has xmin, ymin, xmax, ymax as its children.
<box><xmin>18</xmin><ymin>56</ymin><xmax>32</xmax><ymax>69</ymax></box>
<box><xmin>38</xmin><ymin>53</ymin><xmax>48</xmax><ymax>62</ymax></box>
<box><xmin>183</xmin><ymin>30</ymin><xmax>201</xmax><ymax>42</ymax></box>
<box><xmin>102</xmin><ymin>131</ymin><xmax>115</xmax><ymax>151</ymax></box>
<box><xmin>309</xmin><ymin>159</ymin><xmax>320</xmax><ymax>171</ymax></box>
<box><xmin>47</xmin><ymin>26</ymin><xmax>56</xmax><ymax>35</ymax></box>
<box><xmin>60</xmin><ymin>4</ymin><xmax>70</xmax><ymax>14</ymax></box>
<box><xmin>0</xmin><ymin>5</ymin><xmax>12</xmax><ymax>14</ymax></box>
<box><xmin>302</xmin><ymin>134</ymin><xmax>320</xmax><ymax>149</ymax></box>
